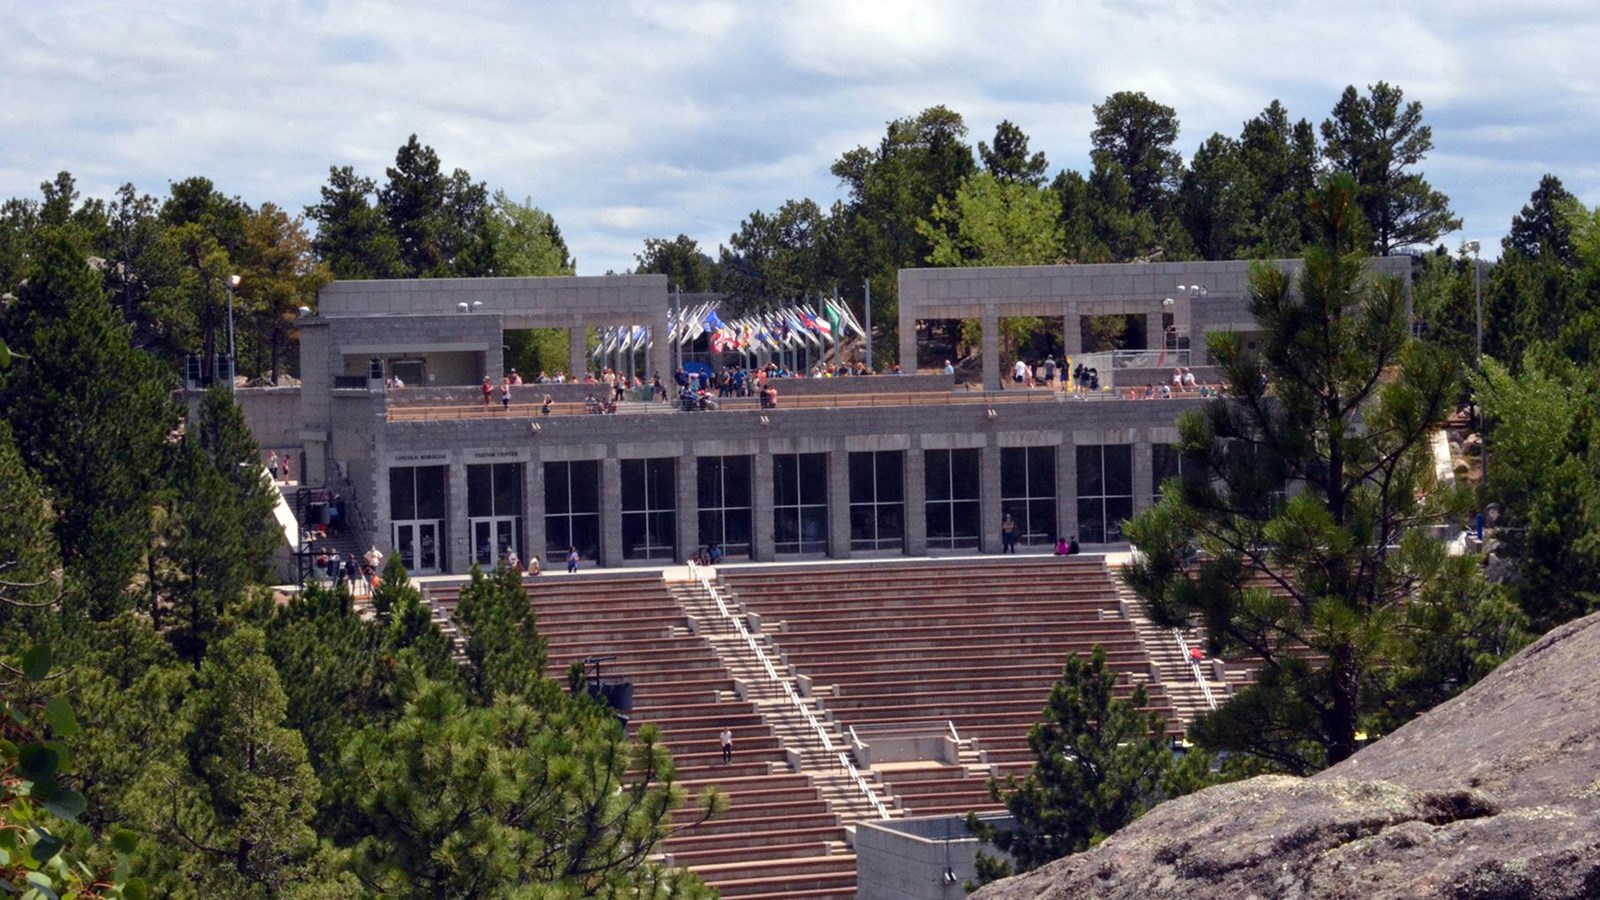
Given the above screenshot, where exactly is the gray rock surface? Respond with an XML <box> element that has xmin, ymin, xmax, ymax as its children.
<box><xmin>973</xmin><ymin>613</ymin><xmax>1600</xmax><ymax>899</ymax></box>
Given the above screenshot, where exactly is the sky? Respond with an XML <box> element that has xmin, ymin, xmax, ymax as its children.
<box><xmin>5</xmin><ymin>0</ymin><xmax>1598</xmax><ymax>274</ymax></box>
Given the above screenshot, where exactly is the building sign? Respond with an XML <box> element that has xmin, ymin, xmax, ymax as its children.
<box><xmin>468</xmin><ymin>449</ymin><xmax>525</xmax><ymax>461</ymax></box>
<box><xmin>392</xmin><ymin>452</ymin><xmax>449</xmax><ymax>463</ymax></box>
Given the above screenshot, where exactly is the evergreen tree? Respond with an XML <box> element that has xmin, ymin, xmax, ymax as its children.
<box><xmin>1237</xmin><ymin>100</ymin><xmax>1320</xmax><ymax>257</ymax></box>
<box><xmin>0</xmin><ymin>228</ymin><xmax>175</xmax><ymax>617</ymax></box>
<box><xmin>1503</xmin><ymin>174</ymin><xmax>1578</xmax><ymax>264</ymax></box>
<box><xmin>454</xmin><ymin>564</ymin><xmax>554</xmax><ymax>705</ymax></box>
<box><xmin>1321</xmin><ymin>82</ymin><xmax>1461</xmax><ymax>254</ymax></box>
<box><xmin>1122</xmin><ymin>175</ymin><xmax>1508</xmax><ymax>772</ymax></box>
<box><xmin>978</xmin><ymin>120</ymin><xmax>1049</xmax><ymax>187</ymax></box>
<box><xmin>487</xmin><ymin>190</ymin><xmax>575</xmax><ymax>277</ymax></box>
<box><xmin>1090</xmin><ymin>91</ymin><xmax>1183</xmax><ymax>220</ymax></box>
<box><xmin>968</xmin><ymin>646</ymin><xmax>1196</xmax><ymax>882</ymax></box>
<box><xmin>635</xmin><ymin>234</ymin><xmax>718</xmax><ymax>292</ymax></box>
<box><xmin>304</xmin><ymin>166</ymin><xmax>404</xmax><ymax>280</ymax></box>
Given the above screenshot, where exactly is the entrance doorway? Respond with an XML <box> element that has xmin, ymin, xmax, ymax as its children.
<box><xmin>471</xmin><ymin>516</ymin><xmax>521</xmax><ymax>567</ymax></box>
<box><xmin>393</xmin><ymin>520</ymin><xmax>442</xmax><ymax>574</ymax></box>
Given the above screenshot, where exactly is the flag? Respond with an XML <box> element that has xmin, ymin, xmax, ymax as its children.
<box><xmin>705</xmin><ymin>309</ymin><xmax>727</xmax><ymax>335</ymax></box>
<box><xmin>825</xmin><ymin>301</ymin><xmax>842</xmax><ymax>339</ymax></box>
<box><xmin>828</xmin><ymin>297</ymin><xmax>866</xmax><ymax>338</ymax></box>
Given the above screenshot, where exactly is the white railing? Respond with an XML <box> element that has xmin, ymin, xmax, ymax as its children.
<box><xmin>1170</xmin><ymin>629</ymin><xmax>1218</xmax><ymax>711</ymax></box>
<box><xmin>689</xmin><ymin>563</ymin><xmax>890</xmax><ymax>819</ymax></box>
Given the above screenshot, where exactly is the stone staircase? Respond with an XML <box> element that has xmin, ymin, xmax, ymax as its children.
<box><xmin>1112</xmin><ymin>573</ymin><xmax>1228</xmax><ymax>733</ymax></box>
<box><xmin>665</xmin><ymin>571</ymin><xmax>895</xmax><ymax>837</ymax></box>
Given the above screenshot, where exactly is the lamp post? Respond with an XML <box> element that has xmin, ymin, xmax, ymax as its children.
<box><xmin>1467</xmin><ymin>241</ymin><xmax>1486</xmax><ymax>487</ymax></box>
<box><xmin>225</xmin><ymin>273</ymin><xmax>241</xmax><ymax>391</ymax></box>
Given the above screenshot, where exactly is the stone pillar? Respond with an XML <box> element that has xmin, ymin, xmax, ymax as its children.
<box><xmin>904</xmin><ymin>447</ymin><xmax>927</xmax><ymax>556</ymax></box>
<box><xmin>601</xmin><ymin>456</ymin><xmax>622</xmax><ymax>568</ymax></box>
<box><xmin>1132</xmin><ymin>439</ymin><xmax>1153</xmax><ymax>515</ymax></box>
<box><xmin>1063</xmin><ymin>304</ymin><xmax>1082</xmax><ymax>357</ymax></box>
<box><xmin>650</xmin><ymin>311</ymin><xmax>672</xmax><ymax>384</ymax></box>
<box><xmin>676</xmin><ymin>455</ymin><xmax>698</xmax><ymax>565</ymax></box>
<box><xmin>753</xmin><ymin>451</ymin><xmax>775</xmax><ymax>561</ymax></box>
<box><xmin>827</xmin><ymin>449</ymin><xmax>852</xmax><ymax>559</ymax></box>
<box><xmin>569</xmin><ymin>327</ymin><xmax>587</xmax><ymax>380</ymax></box>
<box><xmin>980</xmin><ymin>443</ymin><xmax>1002</xmax><ymax>554</ymax></box>
<box><xmin>982</xmin><ymin>306</ymin><xmax>1001</xmax><ymax>391</ymax></box>
<box><xmin>1058</xmin><ymin>438</ymin><xmax>1079</xmax><ymax>545</ymax></box>
<box><xmin>447</xmin><ymin>458</ymin><xmax>469</xmax><ymax>575</ymax></box>
<box><xmin>524</xmin><ymin>458</ymin><xmax>545</xmax><ymax>567</ymax></box>
<box><xmin>898</xmin><ymin>315</ymin><xmax>917</xmax><ymax>375</ymax></box>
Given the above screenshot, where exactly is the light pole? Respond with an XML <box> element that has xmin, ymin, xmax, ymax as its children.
<box><xmin>1467</xmin><ymin>241</ymin><xmax>1482</xmax><ymax>368</ymax></box>
<box><xmin>1467</xmin><ymin>241</ymin><xmax>1487</xmax><ymax>522</ymax></box>
<box><xmin>225</xmin><ymin>273</ymin><xmax>241</xmax><ymax>391</ymax></box>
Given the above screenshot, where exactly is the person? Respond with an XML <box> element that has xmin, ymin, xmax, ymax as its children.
<box><xmin>1055</xmin><ymin>536</ymin><xmax>1069</xmax><ymax>556</ymax></box>
<box><xmin>268</xmin><ymin>450</ymin><xmax>280</xmax><ymax>481</ymax></box>
<box><xmin>1001</xmin><ymin>513</ymin><xmax>1017</xmax><ymax>554</ymax></box>
<box><xmin>365</xmin><ymin>545</ymin><xmax>382</xmax><ymax>572</ymax></box>
<box><xmin>541</xmin><ymin>394</ymin><xmax>553</xmax><ymax>415</ymax></box>
<box><xmin>1043</xmin><ymin>356</ymin><xmax>1057</xmax><ymax>386</ymax></box>
<box><xmin>316</xmin><ymin>547</ymin><xmax>331</xmax><ymax>581</ymax></box>
<box><xmin>509</xmin><ymin>368</ymin><xmax>523</xmax><ymax>385</ymax></box>
<box><xmin>566</xmin><ymin>546</ymin><xmax>580</xmax><ymax>573</ymax></box>
<box><xmin>481</xmin><ymin>376</ymin><xmax>493</xmax><ymax>407</ymax></box>
<box><xmin>1067</xmin><ymin>535</ymin><xmax>1081</xmax><ymax>555</ymax></box>
<box><xmin>527</xmin><ymin>555</ymin><xmax>541</xmax><ymax>576</ymax></box>
<box><xmin>281</xmin><ymin>455</ymin><xmax>292</xmax><ymax>484</ymax></box>
<box><xmin>506</xmin><ymin>549</ymin><xmax>520</xmax><ymax>572</ymax></box>
<box><xmin>501</xmin><ymin>377</ymin><xmax>512</xmax><ymax>409</ymax></box>
<box><xmin>1189</xmin><ymin>646</ymin><xmax>1204</xmax><ymax>666</ymax></box>
<box><xmin>720</xmin><ymin>726</ymin><xmax>733</xmax><ymax>764</ymax></box>
<box><xmin>943</xmin><ymin>359</ymin><xmax>955</xmax><ymax>375</ymax></box>
<box><xmin>1181</xmin><ymin>368</ymin><xmax>1197</xmax><ymax>391</ymax></box>
<box><xmin>708</xmin><ymin>543</ymin><xmax>723</xmax><ymax>565</ymax></box>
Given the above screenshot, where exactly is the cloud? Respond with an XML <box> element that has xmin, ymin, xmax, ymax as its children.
<box><xmin>2</xmin><ymin>0</ymin><xmax>1597</xmax><ymax>269</ymax></box>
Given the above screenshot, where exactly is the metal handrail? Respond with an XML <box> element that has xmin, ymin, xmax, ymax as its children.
<box><xmin>1171</xmin><ymin>629</ymin><xmax>1218</xmax><ymax>711</ymax></box>
<box><xmin>689</xmin><ymin>563</ymin><xmax>889</xmax><ymax>819</ymax></box>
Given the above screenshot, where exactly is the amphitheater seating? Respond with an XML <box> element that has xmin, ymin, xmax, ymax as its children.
<box><xmin>423</xmin><ymin>573</ymin><xmax>856</xmax><ymax>898</ymax></box>
<box><xmin>722</xmin><ymin>558</ymin><xmax>1179</xmax><ymax>804</ymax></box>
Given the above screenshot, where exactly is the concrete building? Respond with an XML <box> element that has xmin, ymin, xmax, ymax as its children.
<box><xmin>251</xmin><ymin>257</ymin><xmax>1408</xmax><ymax>576</ymax></box>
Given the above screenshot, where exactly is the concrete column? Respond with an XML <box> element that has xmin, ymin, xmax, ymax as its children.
<box><xmin>676</xmin><ymin>455</ymin><xmax>698</xmax><ymax>565</ymax></box>
<box><xmin>980</xmin><ymin>443</ymin><xmax>1002</xmax><ymax>554</ymax></box>
<box><xmin>447</xmin><ymin>458</ymin><xmax>469</xmax><ymax>575</ymax></box>
<box><xmin>1132</xmin><ymin>440</ymin><xmax>1153</xmax><ymax>515</ymax></box>
<box><xmin>1063</xmin><ymin>304</ymin><xmax>1082</xmax><ymax>357</ymax></box>
<box><xmin>827</xmin><ymin>449</ymin><xmax>852</xmax><ymax>559</ymax></box>
<box><xmin>898</xmin><ymin>315</ymin><xmax>917</xmax><ymax>375</ymax></box>
<box><xmin>753</xmin><ymin>450</ymin><xmax>775</xmax><ymax>561</ymax></box>
<box><xmin>601</xmin><ymin>456</ymin><xmax>622</xmax><ymax>568</ymax></box>
<box><xmin>524</xmin><ymin>458</ymin><xmax>545</xmax><ymax>566</ymax></box>
<box><xmin>569</xmin><ymin>327</ymin><xmax>587</xmax><ymax>380</ymax></box>
<box><xmin>982</xmin><ymin>306</ymin><xmax>1001</xmax><ymax>391</ymax></box>
<box><xmin>1058</xmin><ymin>438</ymin><xmax>1079</xmax><ymax>545</ymax></box>
<box><xmin>649</xmin><ymin>311</ymin><xmax>671</xmax><ymax>384</ymax></box>
<box><xmin>904</xmin><ymin>447</ymin><xmax>927</xmax><ymax>556</ymax></box>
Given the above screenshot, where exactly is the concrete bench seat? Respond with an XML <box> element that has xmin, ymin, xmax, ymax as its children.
<box><xmin>662</xmin><ymin>824</ymin><xmax>848</xmax><ymax>855</ymax></box>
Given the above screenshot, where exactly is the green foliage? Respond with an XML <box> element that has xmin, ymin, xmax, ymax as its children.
<box><xmin>978</xmin><ymin>120</ymin><xmax>1049</xmax><ymax>187</ymax></box>
<box><xmin>921</xmin><ymin>173</ymin><xmax>1063</xmax><ymax>267</ymax></box>
<box><xmin>304</xmin><ymin>166</ymin><xmax>404</xmax><ymax>280</ymax></box>
<box><xmin>1122</xmin><ymin>175</ymin><xmax>1515</xmax><ymax>773</ymax></box>
<box><xmin>968</xmin><ymin>646</ymin><xmax>1199</xmax><ymax>882</ymax></box>
<box><xmin>0</xmin><ymin>228</ymin><xmax>176</xmax><ymax>617</ymax></box>
<box><xmin>1320</xmin><ymin>82</ymin><xmax>1461</xmax><ymax>254</ymax></box>
<box><xmin>1091</xmin><ymin>91</ymin><xmax>1183</xmax><ymax>219</ymax></box>
<box><xmin>718</xmin><ymin>199</ymin><xmax>838</xmax><ymax>312</ymax></box>
<box><xmin>487</xmin><ymin>191</ymin><xmax>575</xmax><ymax>277</ymax></box>
<box><xmin>455</xmin><ymin>565</ymin><xmax>554</xmax><ymax>705</ymax></box>
<box><xmin>634</xmin><ymin>235</ymin><xmax>718</xmax><ymax>293</ymax></box>
<box><xmin>339</xmin><ymin>680</ymin><xmax>718</xmax><ymax>897</ymax></box>
<box><xmin>237</xmin><ymin>204</ymin><xmax>330</xmax><ymax>382</ymax></box>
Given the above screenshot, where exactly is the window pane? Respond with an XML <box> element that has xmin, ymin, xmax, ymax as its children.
<box><xmin>723</xmin><ymin>508</ymin><xmax>752</xmax><ymax>549</ymax></box>
<box><xmin>571</xmin><ymin>461</ymin><xmax>599</xmax><ymax>514</ymax></box>
<box><xmin>1104</xmin><ymin>445</ymin><xmax>1133</xmax><ymax>497</ymax></box>
<box><xmin>1076</xmin><ymin>446</ymin><xmax>1102</xmax><ymax>497</ymax></box>
<box><xmin>774</xmin><ymin>455</ymin><xmax>798</xmax><ymax>506</ymax></box>
<box><xmin>925</xmin><ymin>450</ymin><xmax>951</xmax><ymax>501</ymax></box>
<box><xmin>570</xmin><ymin>514</ymin><xmax>601</xmax><ymax>561</ymax></box>
<box><xmin>798</xmin><ymin>453</ymin><xmax>828</xmax><ymax>504</ymax></box>
<box><xmin>849</xmin><ymin>452</ymin><xmax>874</xmax><ymax>503</ymax></box>
<box><xmin>799</xmin><ymin>507</ymin><xmax>827</xmax><ymax>552</ymax></box>
<box><xmin>699</xmin><ymin>510</ymin><xmax>723</xmax><ymax>545</ymax></box>
<box><xmin>1027</xmin><ymin>499</ymin><xmax>1056</xmax><ymax>544</ymax></box>
<box><xmin>621</xmin><ymin>459</ymin><xmax>646</xmax><ymax>511</ymax></box>
<box><xmin>724</xmin><ymin>456</ymin><xmax>752</xmax><ymax>508</ymax></box>
<box><xmin>415</xmin><ymin>466</ymin><xmax>447</xmax><ymax>520</ymax></box>
<box><xmin>494</xmin><ymin>464</ymin><xmax>522</xmax><ymax>516</ymax></box>
<box><xmin>875</xmin><ymin>504</ymin><xmax>904</xmax><ymax>543</ymax></box>
<box><xmin>698</xmin><ymin>458</ymin><xmax>721</xmax><ymax>508</ymax></box>
<box><xmin>1078</xmin><ymin>498</ymin><xmax>1104</xmax><ymax>543</ymax></box>
<box><xmin>1104</xmin><ymin>497</ymin><xmax>1133</xmax><ymax>541</ymax></box>
<box><xmin>467</xmin><ymin>465</ymin><xmax>493</xmax><ymax>518</ymax></box>
<box><xmin>1000</xmin><ymin>447</ymin><xmax>1027</xmax><ymax>498</ymax></box>
<box><xmin>544</xmin><ymin>463</ymin><xmax>570</xmax><ymax>514</ymax></box>
<box><xmin>951</xmin><ymin>500</ymin><xmax>980</xmax><ymax>542</ymax></box>
<box><xmin>390</xmin><ymin>467</ymin><xmax>415</xmax><ymax>521</ymax></box>
<box><xmin>950</xmin><ymin>449</ymin><xmax>979</xmax><ymax>500</ymax></box>
<box><xmin>876</xmin><ymin>452</ymin><xmax>904</xmax><ymax>502</ymax></box>
<box><xmin>1029</xmin><ymin>447</ymin><xmax>1055</xmax><ymax>496</ymax></box>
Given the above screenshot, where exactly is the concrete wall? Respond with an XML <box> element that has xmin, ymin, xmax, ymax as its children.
<box><xmin>230</xmin><ymin>387</ymin><xmax>303</xmax><ymax>458</ymax></box>
<box><xmin>857</xmin><ymin>815</ymin><xmax>1013</xmax><ymax>900</ymax></box>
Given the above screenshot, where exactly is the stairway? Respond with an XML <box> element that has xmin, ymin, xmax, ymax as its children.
<box><xmin>1111</xmin><ymin>573</ymin><xmax>1227</xmax><ymax>733</ymax></box>
<box><xmin>281</xmin><ymin>481</ymin><xmax>374</xmax><ymax>602</ymax></box>
<box><xmin>665</xmin><ymin>571</ymin><xmax>895</xmax><ymax>833</ymax></box>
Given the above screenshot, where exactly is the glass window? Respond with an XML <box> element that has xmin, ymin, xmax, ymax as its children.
<box><xmin>622</xmin><ymin>458</ymin><xmax>676</xmax><ymax>560</ymax></box>
<box><xmin>850</xmin><ymin>450</ymin><xmax>905</xmax><ymax>551</ymax></box>
<box><xmin>1076</xmin><ymin>445</ymin><xmax>1133</xmax><ymax>544</ymax></box>
<box><xmin>1001</xmin><ymin>446</ymin><xmax>1057</xmax><ymax>546</ymax></box>
<box><xmin>774</xmin><ymin>453</ymin><xmax>828</xmax><ymax>554</ymax></box>
<box><xmin>544</xmin><ymin>461</ymin><xmax>600</xmax><ymax>562</ymax></box>
<box><xmin>698</xmin><ymin>456</ymin><xmax>752</xmax><ymax>558</ymax></box>
<box><xmin>925</xmin><ymin>449</ymin><xmax>980</xmax><ymax>550</ymax></box>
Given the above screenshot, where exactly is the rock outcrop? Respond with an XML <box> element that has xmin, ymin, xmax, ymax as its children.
<box><xmin>974</xmin><ymin>613</ymin><xmax>1600</xmax><ymax>899</ymax></box>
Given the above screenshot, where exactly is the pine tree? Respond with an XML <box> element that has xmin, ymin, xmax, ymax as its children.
<box><xmin>455</xmin><ymin>564</ymin><xmax>553</xmax><ymax>705</ymax></box>
<box><xmin>1121</xmin><ymin>175</ymin><xmax>1512</xmax><ymax>772</ymax></box>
